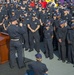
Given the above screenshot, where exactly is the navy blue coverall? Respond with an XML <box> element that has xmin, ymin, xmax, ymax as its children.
<box><xmin>7</xmin><ymin>24</ymin><xmax>25</xmax><ymax>68</ymax></box>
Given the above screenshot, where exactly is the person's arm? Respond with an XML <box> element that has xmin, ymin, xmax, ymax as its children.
<box><xmin>28</xmin><ymin>63</ymin><xmax>33</xmax><ymax>70</ymax></box>
<box><xmin>3</xmin><ymin>24</ymin><xmax>7</xmax><ymax>30</ymax></box>
<box><xmin>57</xmin><ymin>28</ymin><xmax>62</xmax><ymax>43</ymax></box>
<box><xmin>35</xmin><ymin>25</ymin><xmax>40</xmax><ymax>32</ymax></box>
<box><xmin>27</xmin><ymin>24</ymin><xmax>35</xmax><ymax>33</ymax></box>
<box><xmin>35</xmin><ymin>20</ymin><xmax>40</xmax><ymax>32</ymax></box>
<box><xmin>43</xmin><ymin>64</ymin><xmax>48</xmax><ymax>75</ymax></box>
<box><xmin>39</xmin><ymin>19</ymin><xmax>43</xmax><ymax>26</ymax></box>
<box><xmin>50</xmin><ymin>26</ymin><xmax>54</xmax><ymax>39</ymax></box>
<box><xmin>67</xmin><ymin>30</ymin><xmax>72</xmax><ymax>44</ymax></box>
<box><xmin>45</xmin><ymin>71</ymin><xmax>48</xmax><ymax>74</ymax></box>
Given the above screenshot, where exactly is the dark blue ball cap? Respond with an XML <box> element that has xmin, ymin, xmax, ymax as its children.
<box><xmin>64</xmin><ymin>8</ymin><xmax>69</xmax><ymax>11</ymax></box>
<box><xmin>53</xmin><ymin>14</ymin><xmax>57</xmax><ymax>16</ymax></box>
<box><xmin>58</xmin><ymin>1</ymin><xmax>61</xmax><ymax>4</ymax></box>
<box><xmin>46</xmin><ymin>20</ymin><xmax>51</xmax><ymax>23</ymax></box>
<box><xmin>38</xmin><ymin>4</ymin><xmax>41</xmax><ymax>7</ymax></box>
<box><xmin>27</xmin><ymin>1</ymin><xmax>30</xmax><ymax>4</ymax></box>
<box><xmin>19</xmin><ymin>2</ymin><xmax>22</xmax><ymax>6</ymax></box>
<box><xmin>55</xmin><ymin>7</ymin><xmax>58</xmax><ymax>10</ymax></box>
<box><xmin>32</xmin><ymin>13</ymin><xmax>36</xmax><ymax>17</ymax></box>
<box><xmin>63</xmin><ymin>8</ymin><xmax>66</xmax><ymax>11</ymax></box>
<box><xmin>63</xmin><ymin>20</ymin><xmax>67</xmax><ymax>23</ymax></box>
<box><xmin>57</xmin><ymin>13</ymin><xmax>61</xmax><ymax>16</ymax></box>
<box><xmin>35</xmin><ymin>53</ymin><xmax>42</xmax><ymax>58</ymax></box>
<box><xmin>23</xmin><ymin>10</ymin><xmax>27</xmax><ymax>14</ymax></box>
<box><xmin>12</xmin><ymin>9</ymin><xmax>15</xmax><ymax>12</ymax></box>
<box><xmin>70</xmin><ymin>3</ymin><xmax>74</xmax><ymax>6</ymax></box>
<box><xmin>28</xmin><ymin>5</ymin><xmax>32</xmax><ymax>8</ymax></box>
<box><xmin>42</xmin><ymin>8</ymin><xmax>45</xmax><ymax>10</ymax></box>
<box><xmin>60</xmin><ymin>20</ymin><xmax>64</xmax><ymax>25</ymax></box>
<box><xmin>21</xmin><ymin>16</ymin><xmax>24</xmax><ymax>19</ymax></box>
<box><xmin>71</xmin><ymin>17</ymin><xmax>74</xmax><ymax>20</ymax></box>
<box><xmin>32</xmin><ymin>10</ymin><xmax>36</xmax><ymax>13</ymax></box>
<box><xmin>45</xmin><ymin>24</ymin><xmax>49</xmax><ymax>27</ymax></box>
<box><xmin>71</xmin><ymin>23</ymin><xmax>74</xmax><ymax>27</ymax></box>
<box><xmin>4</xmin><ymin>15</ymin><xmax>8</xmax><ymax>17</ymax></box>
<box><xmin>47</xmin><ymin>13</ymin><xmax>51</xmax><ymax>16</ymax></box>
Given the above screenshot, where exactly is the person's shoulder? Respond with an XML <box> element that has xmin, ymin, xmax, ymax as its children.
<box><xmin>28</xmin><ymin>61</ymin><xmax>37</xmax><ymax>66</ymax></box>
<box><xmin>7</xmin><ymin>25</ymin><xmax>12</xmax><ymax>29</ymax></box>
<box><xmin>8</xmin><ymin>24</ymin><xmax>12</xmax><ymax>27</ymax></box>
<box><xmin>31</xmin><ymin>61</ymin><xmax>37</xmax><ymax>64</ymax></box>
<box><xmin>36</xmin><ymin>19</ymin><xmax>39</xmax><ymax>22</ymax></box>
<box><xmin>41</xmin><ymin>62</ymin><xmax>46</xmax><ymax>66</ymax></box>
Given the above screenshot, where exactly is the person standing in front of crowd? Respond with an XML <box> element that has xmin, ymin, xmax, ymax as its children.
<box><xmin>27</xmin><ymin>13</ymin><xmax>40</xmax><ymax>53</ymax></box>
<box><xmin>67</xmin><ymin>17</ymin><xmax>74</xmax><ymax>64</ymax></box>
<box><xmin>19</xmin><ymin>15</ymin><xmax>29</xmax><ymax>51</ymax></box>
<box><xmin>67</xmin><ymin>23</ymin><xmax>74</xmax><ymax>67</ymax></box>
<box><xmin>7</xmin><ymin>17</ymin><xmax>25</xmax><ymax>69</ymax></box>
<box><xmin>44</xmin><ymin>20</ymin><xmax>54</xmax><ymax>59</ymax></box>
<box><xmin>28</xmin><ymin>53</ymin><xmax>48</xmax><ymax>75</ymax></box>
<box><xmin>52</xmin><ymin>14</ymin><xmax>58</xmax><ymax>50</ymax></box>
<box><xmin>39</xmin><ymin>8</ymin><xmax>47</xmax><ymax>42</ymax></box>
<box><xmin>54</xmin><ymin>13</ymin><xmax>62</xmax><ymax>48</ymax></box>
<box><xmin>57</xmin><ymin>20</ymin><xmax>68</xmax><ymax>62</ymax></box>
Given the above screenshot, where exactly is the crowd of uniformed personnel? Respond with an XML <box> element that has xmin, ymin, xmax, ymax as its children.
<box><xmin>0</xmin><ymin>0</ymin><xmax>74</xmax><ymax>69</ymax></box>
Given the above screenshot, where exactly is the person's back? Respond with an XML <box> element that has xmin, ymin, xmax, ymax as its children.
<box><xmin>28</xmin><ymin>54</ymin><xmax>48</xmax><ymax>75</ymax></box>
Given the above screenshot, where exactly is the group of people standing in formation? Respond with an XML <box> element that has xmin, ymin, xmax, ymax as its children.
<box><xmin>0</xmin><ymin>0</ymin><xmax>74</xmax><ymax>72</ymax></box>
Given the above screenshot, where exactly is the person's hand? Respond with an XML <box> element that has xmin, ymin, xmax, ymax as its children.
<box><xmin>5</xmin><ymin>28</ymin><xmax>7</xmax><ymax>30</ymax></box>
<box><xmin>31</xmin><ymin>29</ymin><xmax>35</xmax><ymax>33</ymax></box>
<box><xmin>0</xmin><ymin>23</ymin><xmax>2</xmax><ymax>25</ymax></box>
<box><xmin>65</xmin><ymin>22</ymin><xmax>67</xmax><ymax>27</ymax></box>
<box><xmin>68</xmin><ymin>40</ymin><xmax>71</xmax><ymax>44</ymax></box>
<box><xmin>58</xmin><ymin>39</ymin><xmax>62</xmax><ymax>43</ymax></box>
<box><xmin>51</xmin><ymin>35</ymin><xmax>54</xmax><ymax>39</ymax></box>
<box><xmin>41</xmin><ymin>22</ymin><xmax>43</xmax><ymax>26</ymax></box>
<box><xmin>19</xmin><ymin>23</ymin><xmax>23</xmax><ymax>27</ymax></box>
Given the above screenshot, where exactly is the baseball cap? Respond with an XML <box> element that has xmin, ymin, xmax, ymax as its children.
<box><xmin>71</xmin><ymin>17</ymin><xmax>74</xmax><ymax>20</ymax></box>
<box><xmin>35</xmin><ymin>53</ymin><xmax>42</xmax><ymax>58</ymax></box>
<box><xmin>46</xmin><ymin>20</ymin><xmax>51</xmax><ymax>23</ymax></box>
<box><xmin>71</xmin><ymin>23</ymin><xmax>74</xmax><ymax>27</ymax></box>
<box><xmin>57</xmin><ymin>13</ymin><xmax>61</xmax><ymax>16</ymax></box>
<box><xmin>45</xmin><ymin>24</ymin><xmax>49</xmax><ymax>27</ymax></box>
<box><xmin>60</xmin><ymin>20</ymin><xmax>64</xmax><ymax>25</ymax></box>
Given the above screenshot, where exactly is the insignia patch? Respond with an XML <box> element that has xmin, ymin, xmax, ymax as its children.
<box><xmin>35</xmin><ymin>22</ymin><xmax>37</xmax><ymax>24</ymax></box>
